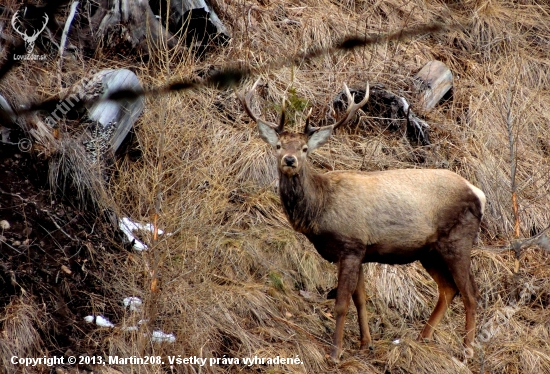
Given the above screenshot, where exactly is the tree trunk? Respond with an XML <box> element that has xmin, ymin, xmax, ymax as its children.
<box><xmin>82</xmin><ymin>69</ymin><xmax>144</xmax><ymax>157</ymax></box>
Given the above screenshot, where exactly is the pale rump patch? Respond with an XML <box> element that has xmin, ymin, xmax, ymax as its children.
<box><xmin>466</xmin><ymin>182</ymin><xmax>486</xmax><ymax>214</ymax></box>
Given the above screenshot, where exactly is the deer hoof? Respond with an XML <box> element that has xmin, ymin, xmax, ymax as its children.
<box><xmin>329</xmin><ymin>349</ymin><xmax>342</xmax><ymax>364</ymax></box>
<box><xmin>359</xmin><ymin>343</ymin><xmax>374</xmax><ymax>351</ymax></box>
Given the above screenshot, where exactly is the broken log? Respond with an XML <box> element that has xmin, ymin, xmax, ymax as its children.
<box><xmin>413</xmin><ymin>60</ymin><xmax>453</xmax><ymax>111</ymax></box>
<box><xmin>60</xmin><ymin>68</ymin><xmax>144</xmax><ymax>160</ymax></box>
<box><xmin>83</xmin><ymin>0</ymin><xmax>177</xmax><ymax>56</ymax></box>
<box><xmin>150</xmin><ymin>0</ymin><xmax>230</xmax><ymax>48</ymax></box>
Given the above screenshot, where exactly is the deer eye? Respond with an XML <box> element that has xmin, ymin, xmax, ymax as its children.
<box><xmin>302</xmin><ymin>147</ymin><xmax>308</xmax><ymax>153</ymax></box>
<box><xmin>276</xmin><ymin>144</ymin><xmax>281</xmax><ymax>150</ymax></box>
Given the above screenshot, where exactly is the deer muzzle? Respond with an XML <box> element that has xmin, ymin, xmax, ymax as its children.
<box><xmin>283</xmin><ymin>155</ymin><xmax>297</xmax><ymax>167</ymax></box>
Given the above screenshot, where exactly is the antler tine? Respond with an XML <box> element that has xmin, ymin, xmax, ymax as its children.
<box><xmin>33</xmin><ymin>13</ymin><xmax>49</xmax><ymax>37</ymax></box>
<box><xmin>237</xmin><ymin>78</ymin><xmax>282</xmax><ymax>132</ymax></box>
<box><xmin>11</xmin><ymin>11</ymin><xmax>24</xmax><ymax>36</ymax></box>
<box><xmin>279</xmin><ymin>97</ymin><xmax>286</xmax><ymax>130</ymax></box>
<box><xmin>303</xmin><ymin>108</ymin><xmax>318</xmax><ymax>135</ymax></box>
<box><xmin>332</xmin><ymin>82</ymin><xmax>370</xmax><ymax>130</ymax></box>
<box><xmin>238</xmin><ymin>78</ymin><xmax>261</xmax><ymax>123</ymax></box>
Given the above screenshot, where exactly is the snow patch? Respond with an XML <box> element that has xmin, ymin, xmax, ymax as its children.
<box><xmin>84</xmin><ymin>315</ymin><xmax>115</xmax><ymax>328</ymax></box>
<box><xmin>119</xmin><ymin>217</ymin><xmax>171</xmax><ymax>251</ymax></box>
<box><xmin>123</xmin><ymin>296</ymin><xmax>143</xmax><ymax>311</ymax></box>
<box><xmin>152</xmin><ymin>330</ymin><xmax>176</xmax><ymax>343</ymax></box>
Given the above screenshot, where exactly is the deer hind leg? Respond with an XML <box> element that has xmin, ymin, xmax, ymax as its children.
<box><xmin>446</xmin><ymin>256</ymin><xmax>478</xmax><ymax>349</ymax></box>
<box><xmin>439</xmin><ymin>212</ymin><xmax>480</xmax><ymax>349</ymax></box>
<box><xmin>352</xmin><ymin>265</ymin><xmax>373</xmax><ymax>350</ymax></box>
<box><xmin>331</xmin><ymin>255</ymin><xmax>362</xmax><ymax>362</ymax></box>
<box><xmin>419</xmin><ymin>255</ymin><xmax>459</xmax><ymax>341</ymax></box>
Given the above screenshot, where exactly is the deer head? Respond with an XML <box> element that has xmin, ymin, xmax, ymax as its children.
<box><xmin>238</xmin><ymin>79</ymin><xmax>370</xmax><ymax>176</ymax></box>
<box><xmin>11</xmin><ymin>9</ymin><xmax>49</xmax><ymax>54</ymax></box>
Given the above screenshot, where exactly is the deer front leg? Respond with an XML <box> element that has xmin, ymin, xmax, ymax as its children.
<box><xmin>331</xmin><ymin>255</ymin><xmax>362</xmax><ymax>362</ymax></box>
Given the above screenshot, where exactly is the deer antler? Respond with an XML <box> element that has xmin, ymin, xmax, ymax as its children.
<box><xmin>332</xmin><ymin>82</ymin><xmax>370</xmax><ymax>130</ymax></box>
<box><xmin>11</xmin><ymin>11</ymin><xmax>25</xmax><ymax>38</ymax></box>
<box><xmin>303</xmin><ymin>108</ymin><xmax>316</xmax><ymax>135</ymax></box>
<box><xmin>304</xmin><ymin>82</ymin><xmax>370</xmax><ymax>135</ymax></box>
<box><xmin>30</xmin><ymin>13</ymin><xmax>49</xmax><ymax>39</ymax></box>
<box><xmin>237</xmin><ymin>78</ymin><xmax>285</xmax><ymax>133</ymax></box>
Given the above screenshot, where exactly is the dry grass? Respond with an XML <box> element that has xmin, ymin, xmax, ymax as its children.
<box><xmin>2</xmin><ymin>0</ymin><xmax>550</xmax><ymax>373</ymax></box>
<box><xmin>0</xmin><ymin>297</ymin><xmax>45</xmax><ymax>369</ymax></box>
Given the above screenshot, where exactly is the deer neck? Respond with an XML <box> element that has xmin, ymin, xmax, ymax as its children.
<box><xmin>278</xmin><ymin>164</ymin><xmax>329</xmax><ymax>234</ymax></box>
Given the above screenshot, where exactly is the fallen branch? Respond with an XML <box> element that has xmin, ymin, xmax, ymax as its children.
<box><xmin>479</xmin><ymin>225</ymin><xmax>550</xmax><ymax>256</ymax></box>
<box><xmin>58</xmin><ymin>1</ymin><xmax>80</xmax><ymax>83</ymax></box>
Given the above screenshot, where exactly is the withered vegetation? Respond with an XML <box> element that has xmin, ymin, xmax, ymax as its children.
<box><xmin>1</xmin><ymin>0</ymin><xmax>550</xmax><ymax>373</ymax></box>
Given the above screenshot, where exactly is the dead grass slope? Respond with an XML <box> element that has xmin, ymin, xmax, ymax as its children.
<box><xmin>2</xmin><ymin>0</ymin><xmax>550</xmax><ymax>373</ymax></box>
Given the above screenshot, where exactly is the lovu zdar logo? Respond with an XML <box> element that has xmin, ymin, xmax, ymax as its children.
<box><xmin>11</xmin><ymin>7</ymin><xmax>48</xmax><ymax>54</ymax></box>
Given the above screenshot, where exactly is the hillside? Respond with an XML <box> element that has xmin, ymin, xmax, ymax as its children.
<box><xmin>1</xmin><ymin>0</ymin><xmax>550</xmax><ymax>373</ymax></box>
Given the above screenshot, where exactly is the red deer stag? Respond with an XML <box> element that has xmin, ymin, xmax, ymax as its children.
<box><xmin>238</xmin><ymin>79</ymin><xmax>486</xmax><ymax>362</ymax></box>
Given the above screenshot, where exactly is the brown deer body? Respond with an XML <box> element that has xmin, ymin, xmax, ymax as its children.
<box><xmin>239</xmin><ymin>80</ymin><xmax>486</xmax><ymax>362</ymax></box>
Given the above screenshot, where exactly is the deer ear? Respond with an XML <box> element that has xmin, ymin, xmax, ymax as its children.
<box><xmin>257</xmin><ymin>121</ymin><xmax>279</xmax><ymax>147</ymax></box>
<box><xmin>307</xmin><ymin>126</ymin><xmax>333</xmax><ymax>151</ymax></box>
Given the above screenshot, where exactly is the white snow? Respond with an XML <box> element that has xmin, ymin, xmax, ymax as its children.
<box><xmin>119</xmin><ymin>217</ymin><xmax>171</xmax><ymax>251</ymax></box>
<box><xmin>84</xmin><ymin>315</ymin><xmax>114</xmax><ymax>328</ymax></box>
<box><xmin>83</xmin><ymin>298</ymin><xmax>173</xmax><ymax>343</ymax></box>
<box><xmin>123</xmin><ymin>296</ymin><xmax>143</xmax><ymax>311</ymax></box>
<box><xmin>151</xmin><ymin>330</ymin><xmax>176</xmax><ymax>343</ymax></box>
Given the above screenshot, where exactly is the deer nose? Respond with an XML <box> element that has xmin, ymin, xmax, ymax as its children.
<box><xmin>283</xmin><ymin>156</ymin><xmax>296</xmax><ymax>166</ymax></box>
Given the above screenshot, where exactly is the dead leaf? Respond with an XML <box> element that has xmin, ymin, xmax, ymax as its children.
<box><xmin>320</xmin><ymin>310</ymin><xmax>335</xmax><ymax>322</ymax></box>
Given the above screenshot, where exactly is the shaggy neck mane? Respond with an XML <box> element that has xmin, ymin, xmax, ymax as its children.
<box><xmin>278</xmin><ymin>163</ymin><xmax>330</xmax><ymax>234</ymax></box>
